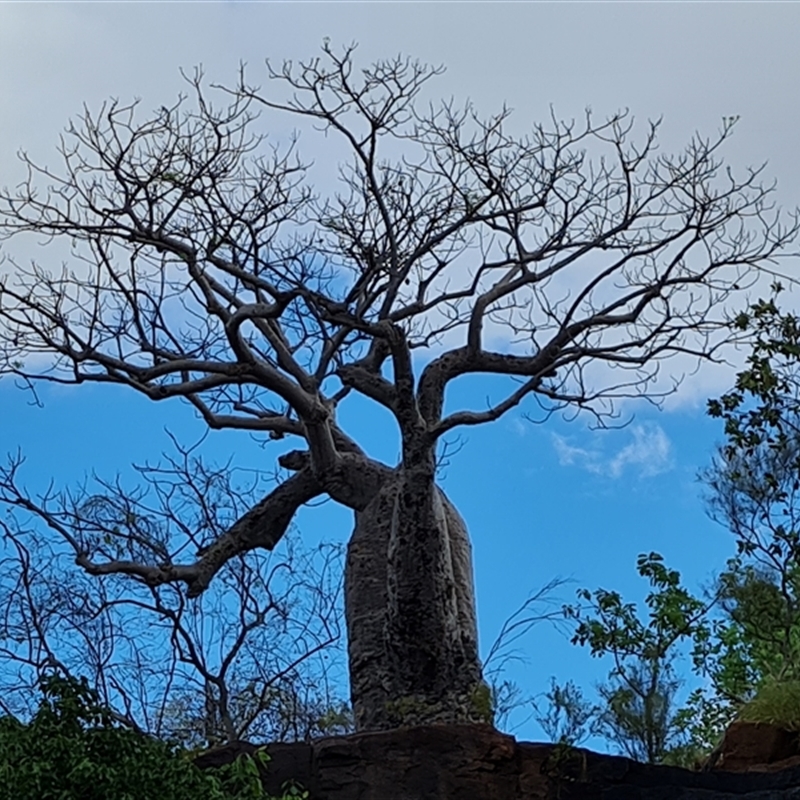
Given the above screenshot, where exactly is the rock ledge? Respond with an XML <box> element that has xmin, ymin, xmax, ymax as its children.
<box><xmin>191</xmin><ymin>722</ymin><xmax>800</xmax><ymax>799</ymax></box>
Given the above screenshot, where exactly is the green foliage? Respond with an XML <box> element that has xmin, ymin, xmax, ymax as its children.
<box><xmin>312</xmin><ymin>702</ymin><xmax>354</xmax><ymax>736</ymax></box>
<box><xmin>538</xmin><ymin>290</ymin><xmax>800</xmax><ymax>767</ymax></box>
<box><xmin>468</xmin><ymin>681</ymin><xmax>495</xmax><ymax>724</ymax></box>
<box><xmin>0</xmin><ymin>673</ymin><xmax>309</xmax><ymax>800</ymax></box>
<box><xmin>531</xmin><ymin>678</ymin><xmax>598</xmax><ymax>747</ymax></box>
<box><xmin>568</xmin><ymin>553</ymin><xmax>709</xmax><ymax>660</ymax></box>
<box><xmin>665</xmin><ymin>686</ymin><xmax>736</xmax><ymax>767</ymax></box>
<box><xmin>697</xmin><ymin>560</ymin><xmax>800</xmax><ymax>700</ymax></box>
<box><xmin>592</xmin><ymin>663</ymin><xmax>684</xmax><ymax>765</ymax></box>
<box><xmin>557</xmin><ymin>549</ymin><xmax>800</xmax><ymax>766</ymax></box>
<box><xmin>697</xmin><ymin>286</ymin><xmax>800</xmax><ymax>718</ymax></box>
<box><xmin>707</xmin><ymin>282</ymin><xmax>800</xmax><ymax>458</ymax></box>
<box><xmin>737</xmin><ymin>679</ymin><xmax>800</xmax><ymax>730</ymax></box>
<box><xmin>563</xmin><ymin>552</ymin><xmax>714</xmax><ymax>764</ymax></box>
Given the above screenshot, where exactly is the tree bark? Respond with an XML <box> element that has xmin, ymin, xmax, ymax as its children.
<box><xmin>344</xmin><ymin>466</ymin><xmax>489</xmax><ymax>731</ymax></box>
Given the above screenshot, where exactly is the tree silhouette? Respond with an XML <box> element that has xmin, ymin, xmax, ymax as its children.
<box><xmin>1</xmin><ymin>43</ymin><xmax>796</xmax><ymax>731</ymax></box>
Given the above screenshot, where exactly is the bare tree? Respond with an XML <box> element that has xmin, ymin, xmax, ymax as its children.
<box><xmin>0</xmin><ymin>43</ymin><xmax>796</xmax><ymax>731</ymax></box>
<box><xmin>0</xmin><ymin>434</ymin><xmax>570</xmax><ymax>747</ymax></box>
<box><xmin>482</xmin><ymin>576</ymin><xmax>577</xmax><ymax>732</ymax></box>
<box><xmin>0</xmin><ymin>435</ymin><xmax>352</xmax><ymax>747</ymax></box>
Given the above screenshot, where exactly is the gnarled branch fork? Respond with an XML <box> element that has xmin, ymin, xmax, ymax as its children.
<box><xmin>1</xmin><ymin>43</ymin><xmax>797</xmax><ymax>731</ymax></box>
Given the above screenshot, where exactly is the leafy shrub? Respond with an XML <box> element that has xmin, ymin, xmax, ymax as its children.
<box><xmin>0</xmin><ymin>673</ymin><xmax>309</xmax><ymax>800</ymax></box>
<box><xmin>737</xmin><ymin>679</ymin><xmax>800</xmax><ymax>731</ymax></box>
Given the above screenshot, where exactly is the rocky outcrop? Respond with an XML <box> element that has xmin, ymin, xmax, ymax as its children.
<box><xmin>191</xmin><ymin>738</ymin><xmax>314</xmax><ymax>795</ymax></box>
<box><xmin>190</xmin><ymin>723</ymin><xmax>800</xmax><ymax>799</ymax></box>
<box><xmin>701</xmin><ymin>720</ymin><xmax>800</xmax><ymax>773</ymax></box>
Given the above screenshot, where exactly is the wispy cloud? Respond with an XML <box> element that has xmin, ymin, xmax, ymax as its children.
<box><xmin>509</xmin><ymin>417</ymin><xmax>529</xmax><ymax>436</ymax></box>
<box><xmin>552</xmin><ymin>423</ymin><xmax>673</xmax><ymax>479</ymax></box>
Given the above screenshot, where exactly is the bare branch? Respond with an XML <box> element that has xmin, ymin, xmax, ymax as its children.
<box><xmin>0</xmin><ymin>441</ymin><xmax>351</xmax><ymax>746</ymax></box>
<box><xmin>0</xmin><ymin>44</ymin><xmax>797</xmax><ymax>604</ymax></box>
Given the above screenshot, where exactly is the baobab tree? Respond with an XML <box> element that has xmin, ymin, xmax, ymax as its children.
<box><xmin>0</xmin><ymin>44</ymin><xmax>796</xmax><ymax>733</ymax></box>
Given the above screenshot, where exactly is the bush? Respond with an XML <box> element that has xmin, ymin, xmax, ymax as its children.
<box><xmin>0</xmin><ymin>673</ymin><xmax>309</xmax><ymax>800</ymax></box>
<box><xmin>737</xmin><ymin>679</ymin><xmax>800</xmax><ymax>731</ymax></box>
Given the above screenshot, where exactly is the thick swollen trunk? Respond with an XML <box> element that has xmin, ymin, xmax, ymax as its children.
<box><xmin>344</xmin><ymin>465</ymin><xmax>490</xmax><ymax>731</ymax></box>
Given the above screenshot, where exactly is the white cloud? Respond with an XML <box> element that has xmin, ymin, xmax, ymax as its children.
<box><xmin>552</xmin><ymin>423</ymin><xmax>673</xmax><ymax>479</ymax></box>
<box><xmin>2</xmin><ymin>4</ymin><xmax>799</xmax><ymax>416</ymax></box>
<box><xmin>509</xmin><ymin>417</ymin><xmax>528</xmax><ymax>437</ymax></box>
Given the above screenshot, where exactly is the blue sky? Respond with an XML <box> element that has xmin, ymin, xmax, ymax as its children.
<box><xmin>2</xmin><ymin>1</ymin><xmax>800</xmax><ymax>752</ymax></box>
<box><xmin>0</xmin><ymin>344</ymin><xmax>746</xmax><ymax>749</ymax></box>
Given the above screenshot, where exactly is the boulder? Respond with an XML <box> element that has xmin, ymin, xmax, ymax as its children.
<box><xmin>189</xmin><ymin>723</ymin><xmax>800</xmax><ymax>800</ymax></box>
<box><xmin>702</xmin><ymin>720</ymin><xmax>800</xmax><ymax>773</ymax></box>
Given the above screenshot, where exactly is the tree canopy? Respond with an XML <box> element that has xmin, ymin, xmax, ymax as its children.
<box><xmin>1</xmin><ymin>43</ymin><xmax>797</xmax><ymax>731</ymax></box>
